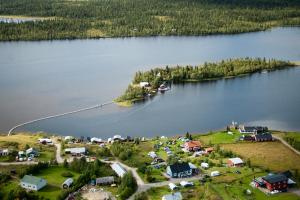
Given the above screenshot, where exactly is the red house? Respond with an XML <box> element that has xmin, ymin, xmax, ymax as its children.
<box><xmin>184</xmin><ymin>141</ymin><xmax>201</xmax><ymax>151</ymax></box>
<box><xmin>227</xmin><ymin>157</ymin><xmax>244</xmax><ymax>167</ymax></box>
<box><xmin>262</xmin><ymin>174</ymin><xmax>288</xmax><ymax>191</ymax></box>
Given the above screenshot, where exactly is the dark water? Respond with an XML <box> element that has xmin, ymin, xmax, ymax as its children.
<box><xmin>0</xmin><ymin>27</ymin><xmax>300</xmax><ymax>138</ymax></box>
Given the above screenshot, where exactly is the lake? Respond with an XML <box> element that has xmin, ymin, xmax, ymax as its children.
<box><xmin>0</xmin><ymin>27</ymin><xmax>300</xmax><ymax>138</ymax></box>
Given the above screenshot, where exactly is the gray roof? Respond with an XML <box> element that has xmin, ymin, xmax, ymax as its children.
<box><xmin>162</xmin><ymin>192</ymin><xmax>182</xmax><ymax>200</ymax></box>
<box><xmin>262</xmin><ymin>174</ymin><xmax>288</xmax><ymax>184</ymax></box>
<box><xmin>21</xmin><ymin>175</ymin><xmax>46</xmax><ymax>186</ymax></box>
<box><xmin>111</xmin><ymin>163</ymin><xmax>126</xmax><ymax>177</ymax></box>
<box><xmin>96</xmin><ymin>176</ymin><xmax>114</xmax><ymax>184</ymax></box>
<box><xmin>62</xmin><ymin>178</ymin><xmax>73</xmax><ymax>187</ymax></box>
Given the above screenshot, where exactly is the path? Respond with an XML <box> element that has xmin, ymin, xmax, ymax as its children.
<box><xmin>273</xmin><ymin>135</ymin><xmax>300</xmax><ymax>156</ymax></box>
<box><xmin>8</xmin><ymin>101</ymin><xmax>113</xmax><ymax>136</ymax></box>
<box><xmin>0</xmin><ymin>161</ymin><xmax>38</xmax><ymax>166</ymax></box>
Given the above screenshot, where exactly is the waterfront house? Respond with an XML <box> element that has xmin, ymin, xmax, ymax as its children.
<box><xmin>64</xmin><ymin>147</ymin><xmax>86</xmax><ymax>156</ymax></box>
<box><xmin>228</xmin><ymin>157</ymin><xmax>244</xmax><ymax>167</ymax></box>
<box><xmin>166</xmin><ymin>162</ymin><xmax>192</xmax><ymax>178</ymax></box>
<box><xmin>162</xmin><ymin>192</ymin><xmax>182</xmax><ymax>200</ymax></box>
<box><xmin>262</xmin><ymin>174</ymin><xmax>288</xmax><ymax>191</ymax></box>
<box><xmin>96</xmin><ymin>176</ymin><xmax>115</xmax><ymax>185</ymax></box>
<box><xmin>184</xmin><ymin>141</ymin><xmax>201</xmax><ymax>152</ymax></box>
<box><xmin>0</xmin><ymin>149</ymin><xmax>9</xmax><ymax>156</ymax></box>
<box><xmin>26</xmin><ymin>148</ymin><xmax>39</xmax><ymax>158</ymax></box>
<box><xmin>62</xmin><ymin>178</ymin><xmax>73</xmax><ymax>189</ymax></box>
<box><xmin>20</xmin><ymin>175</ymin><xmax>47</xmax><ymax>191</ymax></box>
<box><xmin>111</xmin><ymin>163</ymin><xmax>126</xmax><ymax>177</ymax></box>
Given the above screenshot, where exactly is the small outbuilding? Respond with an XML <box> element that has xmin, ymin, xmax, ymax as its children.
<box><xmin>228</xmin><ymin>157</ymin><xmax>244</xmax><ymax>167</ymax></box>
<box><xmin>62</xmin><ymin>178</ymin><xmax>73</xmax><ymax>189</ymax></box>
<box><xmin>111</xmin><ymin>163</ymin><xmax>127</xmax><ymax>177</ymax></box>
<box><xmin>96</xmin><ymin>176</ymin><xmax>115</xmax><ymax>185</ymax></box>
<box><xmin>211</xmin><ymin>171</ymin><xmax>220</xmax><ymax>177</ymax></box>
<box><xmin>162</xmin><ymin>192</ymin><xmax>182</xmax><ymax>200</ymax></box>
<box><xmin>168</xmin><ymin>183</ymin><xmax>178</xmax><ymax>190</ymax></box>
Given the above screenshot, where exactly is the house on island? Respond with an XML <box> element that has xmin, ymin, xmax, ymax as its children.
<box><xmin>166</xmin><ymin>162</ymin><xmax>192</xmax><ymax>178</ymax></box>
<box><xmin>228</xmin><ymin>157</ymin><xmax>244</xmax><ymax>167</ymax></box>
<box><xmin>162</xmin><ymin>192</ymin><xmax>182</xmax><ymax>200</ymax></box>
<box><xmin>96</xmin><ymin>176</ymin><xmax>115</xmax><ymax>185</ymax></box>
<box><xmin>262</xmin><ymin>174</ymin><xmax>288</xmax><ymax>192</ymax></box>
<box><xmin>20</xmin><ymin>175</ymin><xmax>47</xmax><ymax>191</ymax></box>
<box><xmin>64</xmin><ymin>147</ymin><xmax>86</xmax><ymax>156</ymax></box>
<box><xmin>184</xmin><ymin>141</ymin><xmax>201</xmax><ymax>152</ymax></box>
<box><xmin>239</xmin><ymin>126</ymin><xmax>268</xmax><ymax>134</ymax></box>
<box><xmin>111</xmin><ymin>163</ymin><xmax>127</xmax><ymax>177</ymax></box>
<box><xmin>62</xmin><ymin>178</ymin><xmax>73</xmax><ymax>189</ymax></box>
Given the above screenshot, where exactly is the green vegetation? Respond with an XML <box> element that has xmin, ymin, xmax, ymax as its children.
<box><xmin>116</xmin><ymin>58</ymin><xmax>295</xmax><ymax>103</ymax></box>
<box><xmin>195</xmin><ymin>130</ymin><xmax>242</xmax><ymax>145</ymax></box>
<box><xmin>282</xmin><ymin>132</ymin><xmax>300</xmax><ymax>151</ymax></box>
<box><xmin>118</xmin><ymin>172</ymin><xmax>137</xmax><ymax>200</ymax></box>
<box><xmin>0</xmin><ymin>0</ymin><xmax>300</xmax><ymax>40</ymax></box>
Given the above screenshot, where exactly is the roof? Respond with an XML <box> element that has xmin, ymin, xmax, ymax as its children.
<box><xmin>168</xmin><ymin>183</ymin><xmax>178</xmax><ymax>190</ymax></box>
<box><xmin>188</xmin><ymin>162</ymin><xmax>197</xmax><ymax>169</ymax></box>
<box><xmin>26</xmin><ymin>148</ymin><xmax>38</xmax><ymax>155</ymax></box>
<box><xmin>65</xmin><ymin>147</ymin><xmax>86</xmax><ymax>154</ymax></box>
<box><xmin>91</xmin><ymin>137</ymin><xmax>102</xmax><ymax>143</ymax></box>
<box><xmin>111</xmin><ymin>163</ymin><xmax>126</xmax><ymax>177</ymax></box>
<box><xmin>21</xmin><ymin>175</ymin><xmax>46</xmax><ymax>186</ymax></box>
<box><xmin>62</xmin><ymin>178</ymin><xmax>73</xmax><ymax>186</ymax></box>
<box><xmin>185</xmin><ymin>141</ymin><xmax>201</xmax><ymax>148</ymax></box>
<box><xmin>262</xmin><ymin>174</ymin><xmax>288</xmax><ymax>184</ymax></box>
<box><xmin>255</xmin><ymin>133</ymin><xmax>272</xmax><ymax>140</ymax></box>
<box><xmin>162</xmin><ymin>192</ymin><xmax>182</xmax><ymax>200</ymax></box>
<box><xmin>228</xmin><ymin>157</ymin><xmax>244</xmax><ymax>165</ymax></box>
<box><xmin>169</xmin><ymin>162</ymin><xmax>191</xmax><ymax>174</ymax></box>
<box><xmin>96</xmin><ymin>176</ymin><xmax>115</xmax><ymax>184</ymax></box>
<box><xmin>242</xmin><ymin>126</ymin><xmax>268</xmax><ymax>133</ymax></box>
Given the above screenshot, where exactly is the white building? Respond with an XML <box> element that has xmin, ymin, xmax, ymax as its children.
<box><xmin>228</xmin><ymin>157</ymin><xmax>244</xmax><ymax>167</ymax></box>
<box><xmin>168</xmin><ymin>183</ymin><xmax>178</xmax><ymax>190</ymax></box>
<box><xmin>180</xmin><ymin>181</ymin><xmax>194</xmax><ymax>187</ymax></box>
<box><xmin>139</xmin><ymin>82</ymin><xmax>150</xmax><ymax>87</ymax></box>
<box><xmin>201</xmin><ymin>162</ymin><xmax>209</xmax><ymax>169</ymax></box>
<box><xmin>148</xmin><ymin>151</ymin><xmax>157</xmax><ymax>159</ymax></box>
<box><xmin>162</xmin><ymin>192</ymin><xmax>182</xmax><ymax>200</ymax></box>
<box><xmin>64</xmin><ymin>147</ymin><xmax>86</xmax><ymax>155</ymax></box>
<box><xmin>38</xmin><ymin>138</ymin><xmax>53</xmax><ymax>144</ymax></box>
<box><xmin>64</xmin><ymin>136</ymin><xmax>74</xmax><ymax>141</ymax></box>
<box><xmin>20</xmin><ymin>175</ymin><xmax>47</xmax><ymax>191</ymax></box>
<box><xmin>91</xmin><ymin>137</ymin><xmax>103</xmax><ymax>143</ymax></box>
<box><xmin>111</xmin><ymin>163</ymin><xmax>127</xmax><ymax>177</ymax></box>
<box><xmin>211</xmin><ymin>171</ymin><xmax>220</xmax><ymax>177</ymax></box>
<box><xmin>0</xmin><ymin>149</ymin><xmax>9</xmax><ymax>156</ymax></box>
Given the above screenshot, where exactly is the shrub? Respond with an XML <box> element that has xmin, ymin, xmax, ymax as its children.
<box><xmin>61</xmin><ymin>171</ymin><xmax>74</xmax><ymax>177</ymax></box>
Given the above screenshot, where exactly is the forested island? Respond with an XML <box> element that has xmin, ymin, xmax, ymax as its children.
<box><xmin>115</xmin><ymin>58</ymin><xmax>295</xmax><ymax>105</ymax></box>
<box><xmin>0</xmin><ymin>0</ymin><xmax>300</xmax><ymax>40</ymax></box>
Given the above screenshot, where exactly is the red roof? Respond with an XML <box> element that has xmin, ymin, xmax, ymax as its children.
<box><xmin>185</xmin><ymin>141</ymin><xmax>201</xmax><ymax>148</ymax></box>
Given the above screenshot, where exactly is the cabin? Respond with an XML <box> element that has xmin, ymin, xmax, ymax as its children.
<box><xmin>228</xmin><ymin>157</ymin><xmax>244</xmax><ymax>167</ymax></box>
<box><xmin>0</xmin><ymin>149</ymin><xmax>9</xmax><ymax>156</ymax></box>
<box><xmin>184</xmin><ymin>141</ymin><xmax>201</xmax><ymax>152</ymax></box>
<box><xmin>26</xmin><ymin>148</ymin><xmax>39</xmax><ymax>158</ymax></box>
<box><xmin>62</xmin><ymin>178</ymin><xmax>73</xmax><ymax>189</ymax></box>
<box><xmin>111</xmin><ymin>163</ymin><xmax>126</xmax><ymax>177</ymax></box>
<box><xmin>90</xmin><ymin>137</ymin><xmax>103</xmax><ymax>143</ymax></box>
<box><xmin>262</xmin><ymin>174</ymin><xmax>288</xmax><ymax>191</ymax></box>
<box><xmin>38</xmin><ymin>138</ymin><xmax>52</xmax><ymax>145</ymax></box>
<box><xmin>162</xmin><ymin>192</ymin><xmax>182</xmax><ymax>200</ymax></box>
<box><xmin>166</xmin><ymin>162</ymin><xmax>192</xmax><ymax>178</ymax></box>
<box><xmin>96</xmin><ymin>176</ymin><xmax>115</xmax><ymax>185</ymax></box>
<box><xmin>239</xmin><ymin>126</ymin><xmax>268</xmax><ymax>134</ymax></box>
<box><xmin>64</xmin><ymin>147</ymin><xmax>86</xmax><ymax>156</ymax></box>
<box><xmin>20</xmin><ymin>175</ymin><xmax>47</xmax><ymax>191</ymax></box>
<box><xmin>254</xmin><ymin>133</ymin><xmax>273</xmax><ymax>142</ymax></box>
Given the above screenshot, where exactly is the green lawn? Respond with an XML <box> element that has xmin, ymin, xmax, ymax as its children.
<box><xmin>195</xmin><ymin>130</ymin><xmax>242</xmax><ymax>145</ymax></box>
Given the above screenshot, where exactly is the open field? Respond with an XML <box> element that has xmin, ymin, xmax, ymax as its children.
<box><xmin>195</xmin><ymin>130</ymin><xmax>242</xmax><ymax>145</ymax></box>
<box><xmin>221</xmin><ymin>141</ymin><xmax>300</xmax><ymax>171</ymax></box>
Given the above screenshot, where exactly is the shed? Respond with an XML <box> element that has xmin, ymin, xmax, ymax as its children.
<box><xmin>62</xmin><ymin>178</ymin><xmax>73</xmax><ymax>189</ymax></box>
<box><xmin>96</xmin><ymin>176</ymin><xmax>115</xmax><ymax>185</ymax></box>
<box><xmin>228</xmin><ymin>157</ymin><xmax>244</xmax><ymax>167</ymax></box>
<box><xmin>211</xmin><ymin>171</ymin><xmax>220</xmax><ymax>177</ymax></box>
<box><xmin>111</xmin><ymin>163</ymin><xmax>126</xmax><ymax>177</ymax></box>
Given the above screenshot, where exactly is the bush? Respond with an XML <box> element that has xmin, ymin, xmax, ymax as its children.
<box><xmin>61</xmin><ymin>171</ymin><xmax>74</xmax><ymax>177</ymax></box>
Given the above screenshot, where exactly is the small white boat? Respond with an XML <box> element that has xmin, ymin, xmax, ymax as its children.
<box><xmin>158</xmin><ymin>84</ymin><xmax>170</xmax><ymax>92</ymax></box>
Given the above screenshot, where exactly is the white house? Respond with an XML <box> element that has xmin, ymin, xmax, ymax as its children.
<box><xmin>38</xmin><ymin>138</ymin><xmax>53</xmax><ymax>144</ymax></box>
<box><xmin>91</xmin><ymin>137</ymin><xmax>103</xmax><ymax>143</ymax></box>
<box><xmin>168</xmin><ymin>183</ymin><xmax>178</xmax><ymax>190</ymax></box>
<box><xmin>201</xmin><ymin>162</ymin><xmax>209</xmax><ymax>169</ymax></box>
<box><xmin>148</xmin><ymin>151</ymin><xmax>157</xmax><ymax>159</ymax></box>
<box><xmin>111</xmin><ymin>163</ymin><xmax>126</xmax><ymax>177</ymax></box>
<box><xmin>139</xmin><ymin>82</ymin><xmax>150</xmax><ymax>88</ymax></box>
<box><xmin>180</xmin><ymin>181</ymin><xmax>194</xmax><ymax>187</ymax></box>
<box><xmin>162</xmin><ymin>192</ymin><xmax>182</xmax><ymax>200</ymax></box>
<box><xmin>0</xmin><ymin>149</ymin><xmax>9</xmax><ymax>156</ymax></box>
<box><xmin>64</xmin><ymin>147</ymin><xmax>86</xmax><ymax>156</ymax></box>
<box><xmin>20</xmin><ymin>175</ymin><xmax>47</xmax><ymax>191</ymax></box>
<box><xmin>64</xmin><ymin>136</ymin><xmax>74</xmax><ymax>141</ymax></box>
<box><xmin>211</xmin><ymin>171</ymin><xmax>220</xmax><ymax>177</ymax></box>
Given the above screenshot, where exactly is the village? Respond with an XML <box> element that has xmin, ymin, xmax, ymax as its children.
<box><xmin>1</xmin><ymin>123</ymin><xmax>300</xmax><ymax>200</ymax></box>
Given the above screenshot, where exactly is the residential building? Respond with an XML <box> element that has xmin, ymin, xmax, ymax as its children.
<box><xmin>162</xmin><ymin>192</ymin><xmax>182</xmax><ymax>200</ymax></box>
<box><xmin>166</xmin><ymin>162</ymin><xmax>192</xmax><ymax>178</ymax></box>
<box><xmin>96</xmin><ymin>176</ymin><xmax>115</xmax><ymax>185</ymax></box>
<box><xmin>91</xmin><ymin>137</ymin><xmax>103</xmax><ymax>143</ymax></box>
<box><xmin>262</xmin><ymin>174</ymin><xmax>288</xmax><ymax>191</ymax></box>
<box><xmin>111</xmin><ymin>163</ymin><xmax>126</xmax><ymax>177</ymax></box>
<box><xmin>26</xmin><ymin>148</ymin><xmax>39</xmax><ymax>157</ymax></box>
<box><xmin>38</xmin><ymin>138</ymin><xmax>53</xmax><ymax>144</ymax></box>
<box><xmin>228</xmin><ymin>157</ymin><xmax>244</xmax><ymax>167</ymax></box>
<box><xmin>254</xmin><ymin>133</ymin><xmax>273</xmax><ymax>142</ymax></box>
<box><xmin>64</xmin><ymin>147</ymin><xmax>86</xmax><ymax>156</ymax></box>
<box><xmin>239</xmin><ymin>126</ymin><xmax>268</xmax><ymax>134</ymax></box>
<box><xmin>184</xmin><ymin>141</ymin><xmax>201</xmax><ymax>151</ymax></box>
<box><xmin>20</xmin><ymin>175</ymin><xmax>47</xmax><ymax>191</ymax></box>
<box><xmin>0</xmin><ymin>149</ymin><xmax>9</xmax><ymax>156</ymax></box>
<box><xmin>168</xmin><ymin>183</ymin><xmax>178</xmax><ymax>190</ymax></box>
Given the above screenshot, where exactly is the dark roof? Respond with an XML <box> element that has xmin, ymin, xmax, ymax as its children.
<box><xmin>169</xmin><ymin>162</ymin><xmax>191</xmax><ymax>174</ymax></box>
<box><xmin>281</xmin><ymin>170</ymin><xmax>293</xmax><ymax>178</ymax></box>
<box><xmin>262</xmin><ymin>174</ymin><xmax>288</xmax><ymax>184</ymax></box>
<box><xmin>243</xmin><ymin>126</ymin><xmax>268</xmax><ymax>133</ymax></box>
<box><xmin>255</xmin><ymin>133</ymin><xmax>272</xmax><ymax>140</ymax></box>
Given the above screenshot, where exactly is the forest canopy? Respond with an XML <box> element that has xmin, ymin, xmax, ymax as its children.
<box><xmin>0</xmin><ymin>0</ymin><xmax>300</xmax><ymax>40</ymax></box>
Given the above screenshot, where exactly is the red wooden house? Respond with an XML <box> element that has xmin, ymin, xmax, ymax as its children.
<box><xmin>262</xmin><ymin>174</ymin><xmax>288</xmax><ymax>191</ymax></box>
<box><xmin>184</xmin><ymin>141</ymin><xmax>201</xmax><ymax>152</ymax></box>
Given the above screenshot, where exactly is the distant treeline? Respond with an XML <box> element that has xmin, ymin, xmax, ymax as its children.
<box><xmin>116</xmin><ymin>58</ymin><xmax>295</xmax><ymax>102</ymax></box>
<box><xmin>0</xmin><ymin>0</ymin><xmax>300</xmax><ymax>40</ymax></box>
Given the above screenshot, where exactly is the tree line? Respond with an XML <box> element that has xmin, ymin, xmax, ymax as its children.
<box><xmin>0</xmin><ymin>0</ymin><xmax>300</xmax><ymax>40</ymax></box>
<box><xmin>116</xmin><ymin>58</ymin><xmax>294</xmax><ymax>102</ymax></box>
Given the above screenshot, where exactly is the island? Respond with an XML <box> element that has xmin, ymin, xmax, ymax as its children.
<box><xmin>115</xmin><ymin>58</ymin><xmax>296</xmax><ymax>106</ymax></box>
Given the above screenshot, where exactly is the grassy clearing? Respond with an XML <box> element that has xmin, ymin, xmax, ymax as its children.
<box><xmin>195</xmin><ymin>130</ymin><xmax>242</xmax><ymax>145</ymax></box>
<box><xmin>221</xmin><ymin>141</ymin><xmax>300</xmax><ymax>171</ymax></box>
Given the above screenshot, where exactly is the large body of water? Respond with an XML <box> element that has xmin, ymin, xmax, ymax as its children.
<box><xmin>0</xmin><ymin>27</ymin><xmax>300</xmax><ymax>138</ymax></box>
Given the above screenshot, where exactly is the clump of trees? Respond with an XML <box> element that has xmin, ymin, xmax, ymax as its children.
<box><xmin>118</xmin><ymin>172</ymin><xmax>137</xmax><ymax>200</ymax></box>
<box><xmin>117</xmin><ymin>58</ymin><xmax>294</xmax><ymax>102</ymax></box>
<box><xmin>284</xmin><ymin>135</ymin><xmax>300</xmax><ymax>151</ymax></box>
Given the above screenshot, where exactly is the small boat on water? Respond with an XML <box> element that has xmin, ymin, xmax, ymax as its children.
<box><xmin>261</xmin><ymin>70</ymin><xmax>268</xmax><ymax>74</ymax></box>
<box><xmin>158</xmin><ymin>84</ymin><xmax>170</xmax><ymax>92</ymax></box>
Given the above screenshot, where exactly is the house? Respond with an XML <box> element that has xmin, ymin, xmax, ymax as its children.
<box><xmin>64</xmin><ymin>147</ymin><xmax>86</xmax><ymax>156</ymax></box>
<box><xmin>64</xmin><ymin>136</ymin><xmax>74</xmax><ymax>141</ymax></box>
<box><xmin>201</xmin><ymin>162</ymin><xmax>209</xmax><ymax>169</ymax></box>
<box><xmin>239</xmin><ymin>126</ymin><xmax>268</xmax><ymax>134</ymax></box>
<box><xmin>205</xmin><ymin>147</ymin><xmax>214</xmax><ymax>154</ymax></box>
<box><xmin>148</xmin><ymin>151</ymin><xmax>157</xmax><ymax>159</ymax></box>
<box><xmin>166</xmin><ymin>162</ymin><xmax>192</xmax><ymax>178</ymax></box>
<box><xmin>91</xmin><ymin>137</ymin><xmax>103</xmax><ymax>143</ymax></box>
<box><xmin>0</xmin><ymin>149</ymin><xmax>9</xmax><ymax>156</ymax></box>
<box><xmin>180</xmin><ymin>181</ymin><xmax>194</xmax><ymax>187</ymax></box>
<box><xmin>20</xmin><ymin>175</ymin><xmax>47</xmax><ymax>191</ymax></box>
<box><xmin>211</xmin><ymin>171</ymin><xmax>220</xmax><ymax>177</ymax></box>
<box><xmin>38</xmin><ymin>138</ymin><xmax>52</xmax><ymax>145</ymax></box>
<box><xmin>254</xmin><ymin>133</ymin><xmax>273</xmax><ymax>142</ymax></box>
<box><xmin>139</xmin><ymin>82</ymin><xmax>150</xmax><ymax>88</ymax></box>
<box><xmin>111</xmin><ymin>163</ymin><xmax>126</xmax><ymax>177</ymax></box>
<box><xmin>184</xmin><ymin>141</ymin><xmax>201</xmax><ymax>151</ymax></box>
<box><xmin>168</xmin><ymin>183</ymin><xmax>178</xmax><ymax>190</ymax></box>
<box><xmin>228</xmin><ymin>157</ymin><xmax>244</xmax><ymax>167</ymax></box>
<box><xmin>96</xmin><ymin>176</ymin><xmax>115</xmax><ymax>185</ymax></box>
<box><xmin>62</xmin><ymin>178</ymin><xmax>73</xmax><ymax>189</ymax></box>
<box><xmin>262</xmin><ymin>174</ymin><xmax>288</xmax><ymax>191</ymax></box>
<box><xmin>188</xmin><ymin>162</ymin><xmax>199</xmax><ymax>175</ymax></box>
<box><xmin>241</xmin><ymin>135</ymin><xmax>255</xmax><ymax>141</ymax></box>
<box><xmin>26</xmin><ymin>148</ymin><xmax>39</xmax><ymax>158</ymax></box>
<box><xmin>162</xmin><ymin>192</ymin><xmax>182</xmax><ymax>200</ymax></box>
<box><xmin>113</xmin><ymin>135</ymin><xmax>124</xmax><ymax>141</ymax></box>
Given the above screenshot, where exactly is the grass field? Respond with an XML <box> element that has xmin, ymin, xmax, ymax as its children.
<box><xmin>221</xmin><ymin>141</ymin><xmax>300</xmax><ymax>171</ymax></box>
<box><xmin>195</xmin><ymin>130</ymin><xmax>242</xmax><ymax>145</ymax></box>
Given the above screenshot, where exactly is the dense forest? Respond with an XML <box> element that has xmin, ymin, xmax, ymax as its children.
<box><xmin>0</xmin><ymin>0</ymin><xmax>300</xmax><ymax>40</ymax></box>
<box><xmin>116</xmin><ymin>58</ymin><xmax>295</xmax><ymax>103</ymax></box>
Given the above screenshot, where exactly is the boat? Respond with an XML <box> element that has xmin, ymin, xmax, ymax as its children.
<box><xmin>158</xmin><ymin>84</ymin><xmax>170</xmax><ymax>92</ymax></box>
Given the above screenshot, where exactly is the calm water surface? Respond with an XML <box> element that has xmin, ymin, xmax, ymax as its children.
<box><xmin>0</xmin><ymin>27</ymin><xmax>300</xmax><ymax>138</ymax></box>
